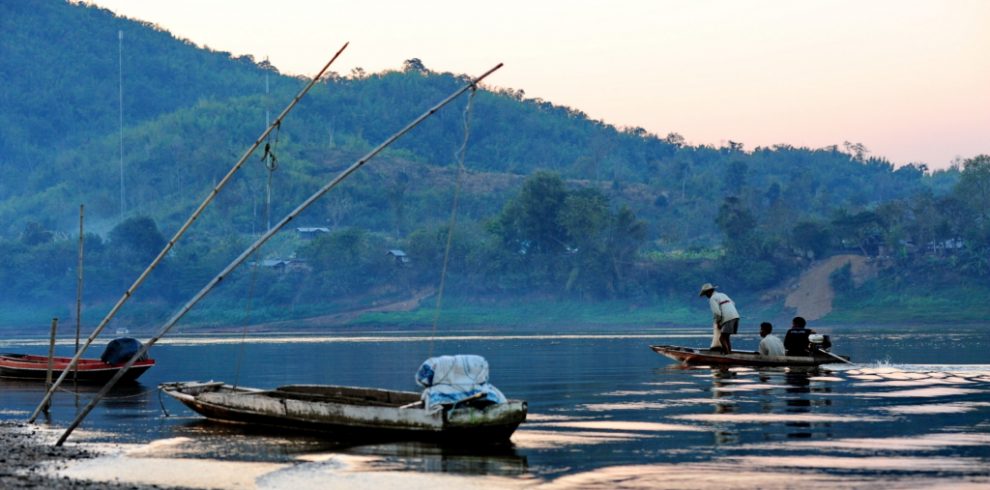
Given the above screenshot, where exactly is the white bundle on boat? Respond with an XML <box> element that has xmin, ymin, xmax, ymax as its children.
<box><xmin>415</xmin><ymin>354</ymin><xmax>507</xmax><ymax>410</ymax></box>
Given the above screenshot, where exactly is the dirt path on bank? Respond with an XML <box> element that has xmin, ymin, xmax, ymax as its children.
<box><xmin>249</xmin><ymin>288</ymin><xmax>436</xmax><ymax>331</ymax></box>
<box><xmin>784</xmin><ymin>254</ymin><xmax>875</xmax><ymax>321</ymax></box>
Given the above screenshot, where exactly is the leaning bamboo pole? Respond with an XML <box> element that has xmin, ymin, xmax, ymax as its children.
<box><xmin>43</xmin><ymin>318</ymin><xmax>58</xmax><ymax>415</ymax></box>
<box><xmin>53</xmin><ymin>62</ymin><xmax>503</xmax><ymax>446</ymax></box>
<box><xmin>28</xmin><ymin>43</ymin><xmax>349</xmax><ymax>424</ymax></box>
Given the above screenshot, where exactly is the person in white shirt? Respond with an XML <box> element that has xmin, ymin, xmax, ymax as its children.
<box><xmin>699</xmin><ymin>283</ymin><xmax>739</xmax><ymax>354</ymax></box>
<box><xmin>758</xmin><ymin>322</ymin><xmax>785</xmax><ymax>357</ymax></box>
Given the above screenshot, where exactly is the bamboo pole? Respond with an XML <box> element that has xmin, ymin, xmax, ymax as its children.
<box><xmin>75</xmin><ymin>204</ymin><xmax>84</xmax><ymax>382</ymax></box>
<box><xmin>53</xmin><ymin>62</ymin><xmax>503</xmax><ymax>446</ymax></box>
<box><xmin>43</xmin><ymin>318</ymin><xmax>58</xmax><ymax>415</ymax></box>
<box><xmin>28</xmin><ymin>43</ymin><xmax>349</xmax><ymax>424</ymax></box>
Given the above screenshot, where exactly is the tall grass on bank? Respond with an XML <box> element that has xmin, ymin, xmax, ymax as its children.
<box><xmin>349</xmin><ymin>298</ymin><xmax>701</xmax><ymax>329</ymax></box>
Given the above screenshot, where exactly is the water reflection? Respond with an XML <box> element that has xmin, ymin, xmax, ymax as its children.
<box><xmin>346</xmin><ymin>441</ymin><xmax>528</xmax><ymax>476</ymax></box>
<box><xmin>0</xmin><ymin>377</ymin><xmax>155</xmax><ymax>424</ymax></box>
<box><xmin>1</xmin><ymin>332</ymin><xmax>988</xmax><ymax>488</ymax></box>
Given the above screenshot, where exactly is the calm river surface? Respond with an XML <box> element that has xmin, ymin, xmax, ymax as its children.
<box><xmin>2</xmin><ymin>324</ymin><xmax>989</xmax><ymax>488</ymax></box>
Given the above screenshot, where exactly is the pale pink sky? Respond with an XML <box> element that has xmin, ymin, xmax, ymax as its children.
<box><xmin>84</xmin><ymin>0</ymin><xmax>989</xmax><ymax>169</ymax></box>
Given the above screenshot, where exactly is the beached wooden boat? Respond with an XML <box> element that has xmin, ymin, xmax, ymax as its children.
<box><xmin>650</xmin><ymin>344</ymin><xmax>850</xmax><ymax>367</ymax></box>
<box><xmin>160</xmin><ymin>381</ymin><xmax>527</xmax><ymax>443</ymax></box>
<box><xmin>0</xmin><ymin>353</ymin><xmax>155</xmax><ymax>382</ymax></box>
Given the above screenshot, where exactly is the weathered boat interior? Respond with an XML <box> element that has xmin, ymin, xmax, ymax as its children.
<box><xmin>273</xmin><ymin>384</ymin><xmax>422</xmax><ymax>407</ymax></box>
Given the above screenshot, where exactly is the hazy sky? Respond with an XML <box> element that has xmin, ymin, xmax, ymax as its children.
<box><xmin>84</xmin><ymin>0</ymin><xmax>989</xmax><ymax>169</ymax></box>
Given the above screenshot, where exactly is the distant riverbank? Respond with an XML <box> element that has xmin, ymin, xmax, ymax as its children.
<box><xmin>3</xmin><ymin>283</ymin><xmax>988</xmax><ymax>337</ymax></box>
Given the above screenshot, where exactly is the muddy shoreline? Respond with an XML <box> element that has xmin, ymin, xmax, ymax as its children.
<box><xmin>0</xmin><ymin>421</ymin><xmax>186</xmax><ymax>489</ymax></box>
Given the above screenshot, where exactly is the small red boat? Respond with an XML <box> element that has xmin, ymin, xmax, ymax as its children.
<box><xmin>0</xmin><ymin>338</ymin><xmax>155</xmax><ymax>383</ymax></box>
<box><xmin>0</xmin><ymin>354</ymin><xmax>155</xmax><ymax>382</ymax></box>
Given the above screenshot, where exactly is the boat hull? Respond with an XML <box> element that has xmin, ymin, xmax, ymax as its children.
<box><xmin>160</xmin><ymin>381</ymin><xmax>527</xmax><ymax>444</ymax></box>
<box><xmin>650</xmin><ymin>345</ymin><xmax>849</xmax><ymax>367</ymax></box>
<box><xmin>0</xmin><ymin>354</ymin><xmax>155</xmax><ymax>383</ymax></box>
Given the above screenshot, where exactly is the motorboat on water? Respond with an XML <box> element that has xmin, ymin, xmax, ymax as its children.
<box><xmin>650</xmin><ymin>344</ymin><xmax>850</xmax><ymax>367</ymax></box>
<box><xmin>0</xmin><ymin>338</ymin><xmax>155</xmax><ymax>382</ymax></box>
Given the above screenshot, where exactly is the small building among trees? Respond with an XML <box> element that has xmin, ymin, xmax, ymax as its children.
<box><xmin>387</xmin><ymin>249</ymin><xmax>411</xmax><ymax>266</ymax></box>
<box><xmin>296</xmin><ymin>227</ymin><xmax>330</xmax><ymax>240</ymax></box>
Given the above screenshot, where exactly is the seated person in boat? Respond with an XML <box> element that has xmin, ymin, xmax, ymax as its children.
<box><xmin>783</xmin><ymin>316</ymin><xmax>815</xmax><ymax>356</ymax></box>
<box><xmin>699</xmin><ymin>283</ymin><xmax>740</xmax><ymax>355</ymax></box>
<box><xmin>758</xmin><ymin>322</ymin><xmax>785</xmax><ymax>357</ymax></box>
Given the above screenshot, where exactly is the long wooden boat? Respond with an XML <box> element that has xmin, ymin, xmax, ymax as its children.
<box><xmin>0</xmin><ymin>353</ymin><xmax>155</xmax><ymax>382</ymax></box>
<box><xmin>650</xmin><ymin>344</ymin><xmax>850</xmax><ymax>367</ymax></box>
<box><xmin>160</xmin><ymin>381</ymin><xmax>527</xmax><ymax>444</ymax></box>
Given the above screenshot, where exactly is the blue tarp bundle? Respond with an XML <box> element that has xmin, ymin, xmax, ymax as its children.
<box><xmin>100</xmin><ymin>337</ymin><xmax>147</xmax><ymax>365</ymax></box>
<box><xmin>415</xmin><ymin>354</ymin><xmax>507</xmax><ymax>410</ymax></box>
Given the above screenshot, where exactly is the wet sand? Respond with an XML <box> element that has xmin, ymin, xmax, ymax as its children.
<box><xmin>0</xmin><ymin>421</ymin><xmax>190</xmax><ymax>489</ymax></box>
<box><xmin>5</xmin><ymin>421</ymin><xmax>990</xmax><ymax>489</ymax></box>
<box><xmin>0</xmin><ymin>421</ymin><xmax>526</xmax><ymax>489</ymax></box>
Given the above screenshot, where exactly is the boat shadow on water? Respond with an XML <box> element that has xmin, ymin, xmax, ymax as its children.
<box><xmin>0</xmin><ymin>378</ymin><xmax>152</xmax><ymax>405</ymax></box>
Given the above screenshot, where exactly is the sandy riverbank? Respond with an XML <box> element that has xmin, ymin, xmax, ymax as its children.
<box><xmin>5</xmin><ymin>420</ymin><xmax>989</xmax><ymax>489</ymax></box>
<box><xmin>0</xmin><ymin>421</ymin><xmax>528</xmax><ymax>489</ymax></box>
<box><xmin>0</xmin><ymin>421</ymin><xmax>191</xmax><ymax>489</ymax></box>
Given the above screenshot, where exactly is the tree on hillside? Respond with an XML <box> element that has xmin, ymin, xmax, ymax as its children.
<box><xmin>951</xmin><ymin>155</ymin><xmax>990</xmax><ymax>275</ymax></box>
<box><xmin>488</xmin><ymin>172</ymin><xmax>648</xmax><ymax>296</ymax></box>
<box><xmin>791</xmin><ymin>221</ymin><xmax>832</xmax><ymax>259</ymax></box>
<box><xmin>715</xmin><ymin>196</ymin><xmax>788</xmax><ymax>288</ymax></box>
<box><xmin>726</xmin><ymin>160</ymin><xmax>748</xmax><ymax>194</ymax></box>
<box><xmin>953</xmin><ymin>155</ymin><xmax>990</xmax><ymax>235</ymax></box>
<box><xmin>495</xmin><ymin>171</ymin><xmax>569</xmax><ymax>257</ymax></box>
<box><xmin>831</xmin><ymin>210</ymin><xmax>883</xmax><ymax>256</ymax></box>
<box><xmin>716</xmin><ymin>196</ymin><xmax>756</xmax><ymax>241</ymax></box>
<box><xmin>559</xmin><ymin>188</ymin><xmax>610</xmax><ymax>294</ymax></box>
<box><xmin>110</xmin><ymin>216</ymin><xmax>166</xmax><ymax>264</ymax></box>
<box><xmin>402</xmin><ymin>58</ymin><xmax>427</xmax><ymax>73</ymax></box>
<box><xmin>297</xmin><ymin>227</ymin><xmax>395</xmax><ymax>297</ymax></box>
<box><xmin>386</xmin><ymin>171</ymin><xmax>410</xmax><ymax>238</ymax></box>
<box><xmin>606</xmin><ymin>206</ymin><xmax>647</xmax><ymax>295</ymax></box>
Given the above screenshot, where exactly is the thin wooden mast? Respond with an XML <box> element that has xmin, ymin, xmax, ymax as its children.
<box><xmin>75</xmin><ymin>204</ymin><xmax>84</xmax><ymax>382</ymax></box>
<box><xmin>53</xmin><ymin>62</ymin><xmax>503</xmax><ymax>446</ymax></box>
<box><xmin>28</xmin><ymin>43</ymin><xmax>349</xmax><ymax>424</ymax></box>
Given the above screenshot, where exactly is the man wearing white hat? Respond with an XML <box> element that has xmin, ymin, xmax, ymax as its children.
<box><xmin>699</xmin><ymin>283</ymin><xmax>739</xmax><ymax>354</ymax></box>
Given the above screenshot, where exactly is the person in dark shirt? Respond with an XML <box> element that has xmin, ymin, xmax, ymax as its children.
<box><xmin>783</xmin><ymin>316</ymin><xmax>815</xmax><ymax>356</ymax></box>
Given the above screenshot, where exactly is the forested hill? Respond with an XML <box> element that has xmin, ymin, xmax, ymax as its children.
<box><xmin>2</xmin><ymin>1</ymin><xmax>987</xmax><ymax>328</ymax></box>
<box><xmin>1</xmin><ymin>1</ymin><xmax>955</xmax><ymax>237</ymax></box>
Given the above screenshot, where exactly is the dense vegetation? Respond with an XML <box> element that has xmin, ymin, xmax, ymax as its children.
<box><xmin>0</xmin><ymin>1</ymin><xmax>987</xmax><ymax>330</ymax></box>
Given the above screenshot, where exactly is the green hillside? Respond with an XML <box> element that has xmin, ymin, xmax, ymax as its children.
<box><xmin>0</xmin><ymin>1</ymin><xmax>987</xmax><ymax>330</ymax></box>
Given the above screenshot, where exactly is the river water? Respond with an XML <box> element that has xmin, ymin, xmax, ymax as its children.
<box><xmin>1</xmin><ymin>324</ymin><xmax>989</xmax><ymax>488</ymax></box>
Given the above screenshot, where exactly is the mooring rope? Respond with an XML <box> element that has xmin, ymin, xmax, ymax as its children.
<box><xmin>231</xmin><ymin>118</ymin><xmax>284</xmax><ymax>387</ymax></box>
<box><xmin>262</xmin><ymin>121</ymin><xmax>281</xmax><ymax>231</ymax></box>
<box><xmin>232</xmin><ymin>261</ymin><xmax>264</xmax><ymax>390</ymax></box>
<box><xmin>157</xmin><ymin>386</ymin><xmax>171</xmax><ymax>417</ymax></box>
<box><xmin>428</xmin><ymin>86</ymin><xmax>477</xmax><ymax>358</ymax></box>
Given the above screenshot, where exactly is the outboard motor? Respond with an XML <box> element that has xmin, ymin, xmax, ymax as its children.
<box><xmin>100</xmin><ymin>337</ymin><xmax>148</xmax><ymax>365</ymax></box>
<box><xmin>809</xmin><ymin>334</ymin><xmax>832</xmax><ymax>351</ymax></box>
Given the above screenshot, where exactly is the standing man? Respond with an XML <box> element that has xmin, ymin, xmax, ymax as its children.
<box><xmin>758</xmin><ymin>322</ymin><xmax>785</xmax><ymax>357</ymax></box>
<box><xmin>699</xmin><ymin>283</ymin><xmax>739</xmax><ymax>354</ymax></box>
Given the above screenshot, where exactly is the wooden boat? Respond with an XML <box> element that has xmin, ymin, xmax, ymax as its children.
<box><xmin>160</xmin><ymin>381</ymin><xmax>527</xmax><ymax>444</ymax></box>
<box><xmin>650</xmin><ymin>344</ymin><xmax>850</xmax><ymax>367</ymax></box>
<box><xmin>0</xmin><ymin>353</ymin><xmax>155</xmax><ymax>382</ymax></box>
